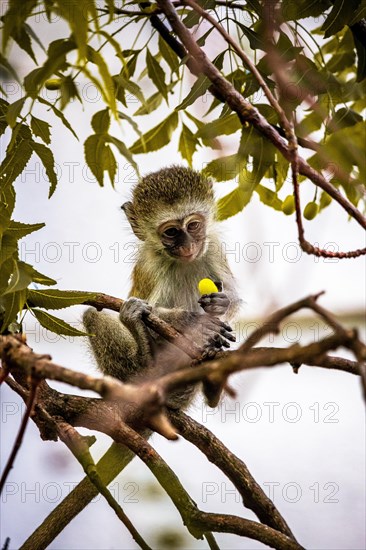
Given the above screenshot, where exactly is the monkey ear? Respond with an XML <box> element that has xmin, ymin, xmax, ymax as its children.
<box><xmin>121</xmin><ymin>202</ymin><xmax>145</xmax><ymax>240</ymax></box>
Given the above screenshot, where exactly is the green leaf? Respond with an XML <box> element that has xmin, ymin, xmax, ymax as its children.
<box><xmin>118</xmin><ymin>111</ymin><xmax>142</xmax><ymax>137</ymax></box>
<box><xmin>106</xmin><ymin>135</ymin><xmax>139</xmax><ymax>177</ymax></box>
<box><xmin>146</xmin><ymin>50</ymin><xmax>168</xmax><ymax>100</ymax></box>
<box><xmin>27</xmin><ymin>289</ymin><xmax>97</xmax><ymax>310</ymax></box>
<box><xmin>60</xmin><ymin>75</ymin><xmax>82</xmax><ymax>110</ymax></box>
<box><xmin>0</xmin><ymin>233</ymin><xmax>18</xmax><ymax>268</ymax></box>
<box><xmin>6</xmin><ymin>98</ymin><xmax>26</xmax><ymax>128</ymax></box>
<box><xmin>29</xmin><ymin>266</ymin><xmax>56</xmax><ymax>286</ymax></box>
<box><xmin>55</xmin><ymin>0</ymin><xmax>90</xmax><ymax>59</ymax></box>
<box><xmin>91</xmin><ymin>109</ymin><xmax>110</xmax><ymax>134</ymax></box>
<box><xmin>238</xmin><ymin>126</ymin><xmax>276</xmax><ymax>183</ymax></box>
<box><xmin>329</xmin><ymin>108</ymin><xmax>363</xmax><ymax>131</ymax></box>
<box><xmin>87</xmin><ymin>46</ymin><xmax>117</xmax><ymax>116</ymax></box>
<box><xmin>309</xmin><ymin>121</ymin><xmax>366</xmax><ymax>184</ymax></box>
<box><xmin>182</xmin><ymin>8</ymin><xmax>200</xmax><ymax>28</ymax></box>
<box><xmin>296</xmin><ymin>111</ymin><xmax>324</xmax><ymax>137</ymax></box>
<box><xmin>30</xmin><ymin>115</ymin><xmax>51</xmax><ymax>144</ymax></box>
<box><xmin>195</xmin><ymin>114</ymin><xmax>241</xmax><ymax>140</ymax></box>
<box><xmin>38</xmin><ymin>97</ymin><xmax>78</xmax><ymax>139</ymax></box>
<box><xmin>0</xmin><ymin>290</ymin><xmax>27</xmax><ymax>333</ymax></box>
<box><xmin>24</xmin><ymin>39</ymin><xmax>76</xmax><ymax>98</ymax></box>
<box><xmin>134</xmin><ymin>92</ymin><xmax>163</xmax><ymax>116</ymax></box>
<box><xmin>176</xmin><ymin>74</ymin><xmax>211</xmax><ymax>110</ymax></box>
<box><xmin>322</xmin><ymin>0</ymin><xmax>361</xmax><ymax>37</ymax></box>
<box><xmin>275</xmin><ymin>30</ymin><xmax>303</xmax><ymax>61</ymax></box>
<box><xmin>31</xmin><ymin>308</ymin><xmax>89</xmax><ymax>336</ymax></box>
<box><xmin>3</xmin><ymin>259</ymin><xmax>33</xmax><ymax>295</ymax></box>
<box><xmin>6</xmin><ymin>221</ymin><xmax>45</xmax><ymax>239</ymax></box>
<box><xmin>0</xmin><ymin>52</ymin><xmax>19</xmax><ymax>82</ymax></box>
<box><xmin>2</xmin><ymin>0</ymin><xmax>38</xmax><ymax>50</ymax></box>
<box><xmin>179</xmin><ymin>124</ymin><xmax>198</xmax><ymax>166</ymax></box>
<box><xmin>256</xmin><ymin>185</ymin><xmax>283</xmax><ymax>211</ymax></box>
<box><xmin>0</xmin><ymin>187</ymin><xmax>16</xmax><ymax>231</ymax></box>
<box><xmin>202</xmin><ymin>154</ymin><xmax>244</xmax><ymax>181</ymax></box>
<box><xmin>0</xmin><ymin>137</ymin><xmax>33</xmax><ymax>189</ymax></box>
<box><xmin>158</xmin><ymin>35</ymin><xmax>180</xmax><ymax>75</ymax></box>
<box><xmin>113</xmin><ymin>75</ymin><xmax>146</xmax><ymax>107</ymax></box>
<box><xmin>274</xmin><ymin>154</ymin><xmax>290</xmax><ymax>192</ymax></box>
<box><xmin>31</xmin><ymin>142</ymin><xmax>58</xmax><ymax>197</ymax></box>
<box><xmin>196</xmin><ymin>27</ymin><xmax>215</xmax><ymax>47</ymax></box>
<box><xmin>1</xmin><ymin>261</ymin><xmax>54</xmax><ymax>294</ymax></box>
<box><xmin>130</xmin><ymin>112</ymin><xmax>179</xmax><ymax>154</ymax></box>
<box><xmin>236</xmin><ymin>22</ymin><xmax>266</xmax><ymax>50</ymax></box>
<box><xmin>0</xmin><ymin>259</ymin><xmax>14</xmax><ymax>295</ymax></box>
<box><xmin>98</xmin><ymin>29</ymin><xmax>127</xmax><ymax>64</ymax></box>
<box><xmin>281</xmin><ymin>0</ymin><xmax>332</xmax><ymax>21</ymax></box>
<box><xmin>11</xmin><ymin>24</ymin><xmax>37</xmax><ymax>63</ymax></box>
<box><xmin>84</xmin><ymin>134</ymin><xmax>107</xmax><ymax>186</ymax></box>
<box><xmin>24</xmin><ymin>22</ymin><xmax>46</xmax><ymax>53</ymax></box>
<box><xmin>216</xmin><ymin>187</ymin><xmax>254</xmax><ymax>221</ymax></box>
<box><xmin>103</xmin><ymin>145</ymin><xmax>117</xmax><ymax>186</ymax></box>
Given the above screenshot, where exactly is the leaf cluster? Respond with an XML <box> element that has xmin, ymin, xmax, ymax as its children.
<box><xmin>0</xmin><ymin>0</ymin><xmax>365</xmax><ymax>334</ymax></box>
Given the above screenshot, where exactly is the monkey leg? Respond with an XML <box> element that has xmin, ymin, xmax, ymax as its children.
<box><xmin>83</xmin><ymin>302</ymin><xmax>153</xmax><ymax>382</ymax></box>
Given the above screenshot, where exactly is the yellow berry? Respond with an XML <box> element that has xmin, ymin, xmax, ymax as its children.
<box><xmin>198</xmin><ymin>278</ymin><xmax>218</xmax><ymax>295</ymax></box>
<box><xmin>319</xmin><ymin>192</ymin><xmax>332</xmax><ymax>209</ymax></box>
<box><xmin>303</xmin><ymin>201</ymin><xmax>319</xmax><ymax>220</ymax></box>
<box><xmin>281</xmin><ymin>195</ymin><xmax>295</xmax><ymax>215</ymax></box>
<box><xmin>44</xmin><ymin>78</ymin><xmax>62</xmax><ymax>90</ymax></box>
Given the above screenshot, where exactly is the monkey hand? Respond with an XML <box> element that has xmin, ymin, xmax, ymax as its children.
<box><xmin>185</xmin><ymin>313</ymin><xmax>235</xmax><ymax>352</ymax></box>
<box><xmin>198</xmin><ymin>292</ymin><xmax>231</xmax><ymax>316</ymax></box>
<box><xmin>119</xmin><ymin>297</ymin><xmax>152</xmax><ymax>327</ymax></box>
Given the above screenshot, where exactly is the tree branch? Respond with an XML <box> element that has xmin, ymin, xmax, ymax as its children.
<box><xmin>0</xmin><ymin>377</ymin><xmax>39</xmax><ymax>495</ymax></box>
<box><xmin>56</xmin><ymin>421</ymin><xmax>152</xmax><ymax>550</ymax></box>
<box><xmin>155</xmin><ymin>0</ymin><xmax>366</xmax><ymax>252</ymax></box>
<box><xmin>2</xmin><ymin>293</ymin><xmax>363</xmax><ymax>548</ymax></box>
<box><xmin>170</xmin><ymin>410</ymin><xmax>298</xmax><ymax>540</ymax></box>
<box><xmin>105</xmin><ymin>422</ymin><xmax>304</xmax><ymax>550</ymax></box>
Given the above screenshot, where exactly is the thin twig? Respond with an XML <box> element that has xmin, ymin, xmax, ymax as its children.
<box><xmin>108</xmin><ymin>422</ymin><xmax>304</xmax><ymax>550</ymax></box>
<box><xmin>170</xmin><ymin>410</ymin><xmax>298</xmax><ymax>541</ymax></box>
<box><xmin>155</xmin><ymin>0</ymin><xmax>366</xmax><ymax>251</ymax></box>
<box><xmin>0</xmin><ymin>378</ymin><xmax>39</xmax><ymax>495</ymax></box>
<box><xmin>57</xmin><ymin>422</ymin><xmax>152</xmax><ymax>550</ymax></box>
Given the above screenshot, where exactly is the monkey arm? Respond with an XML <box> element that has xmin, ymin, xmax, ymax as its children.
<box><xmin>152</xmin><ymin>306</ymin><xmax>236</xmax><ymax>350</ymax></box>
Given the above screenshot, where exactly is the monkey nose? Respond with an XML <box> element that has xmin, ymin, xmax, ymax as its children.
<box><xmin>180</xmin><ymin>244</ymin><xmax>196</xmax><ymax>256</ymax></box>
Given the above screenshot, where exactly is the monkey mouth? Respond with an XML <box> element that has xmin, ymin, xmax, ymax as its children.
<box><xmin>169</xmin><ymin>245</ymin><xmax>201</xmax><ymax>262</ymax></box>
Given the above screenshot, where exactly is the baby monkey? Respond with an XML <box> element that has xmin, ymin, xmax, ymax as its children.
<box><xmin>83</xmin><ymin>166</ymin><xmax>241</xmax><ymax>406</ymax></box>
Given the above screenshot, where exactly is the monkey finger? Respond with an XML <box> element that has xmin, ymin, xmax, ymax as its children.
<box><xmin>213</xmin><ymin>334</ymin><xmax>232</xmax><ymax>348</ymax></box>
<box><xmin>219</xmin><ymin>329</ymin><xmax>236</xmax><ymax>342</ymax></box>
<box><xmin>200</xmin><ymin>347</ymin><xmax>218</xmax><ymax>360</ymax></box>
<box><xmin>121</xmin><ymin>297</ymin><xmax>152</xmax><ymax>321</ymax></box>
<box><xmin>221</xmin><ymin>321</ymin><xmax>233</xmax><ymax>331</ymax></box>
<box><xmin>199</xmin><ymin>293</ymin><xmax>230</xmax><ymax>306</ymax></box>
<box><xmin>201</xmin><ymin>304</ymin><xmax>228</xmax><ymax>315</ymax></box>
<box><xmin>203</xmin><ymin>324</ymin><xmax>235</xmax><ymax>342</ymax></box>
<box><xmin>204</xmin><ymin>316</ymin><xmax>233</xmax><ymax>332</ymax></box>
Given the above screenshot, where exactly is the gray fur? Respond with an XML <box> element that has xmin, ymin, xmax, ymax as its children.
<box><xmin>83</xmin><ymin>166</ymin><xmax>241</xmax><ymax>409</ymax></box>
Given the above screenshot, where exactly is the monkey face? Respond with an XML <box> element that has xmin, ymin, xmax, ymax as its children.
<box><xmin>158</xmin><ymin>213</ymin><xmax>207</xmax><ymax>262</ymax></box>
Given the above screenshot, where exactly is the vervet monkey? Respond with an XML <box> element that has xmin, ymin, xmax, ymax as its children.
<box><xmin>22</xmin><ymin>166</ymin><xmax>242</xmax><ymax>549</ymax></box>
<box><xmin>83</xmin><ymin>165</ymin><xmax>241</xmax><ymax>406</ymax></box>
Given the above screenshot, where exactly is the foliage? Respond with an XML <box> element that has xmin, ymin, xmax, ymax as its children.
<box><xmin>0</xmin><ymin>0</ymin><xmax>366</xmax><ymax>334</ymax></box>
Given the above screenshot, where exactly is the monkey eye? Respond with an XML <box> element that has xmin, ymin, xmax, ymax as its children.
<box><xmin>187</xmin><ymin>220</ymin><xmax>200</xmax><ymax>232</ymax></box>
<box><xmin>163</xmin><ymin>227</ymin><xmax>179</xmax><ymax>238</ymax></box>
